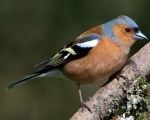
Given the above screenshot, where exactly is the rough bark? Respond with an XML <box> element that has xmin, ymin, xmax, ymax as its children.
<box><xmin>70</xmin><ymin>42</ymin><xmax>150</xmax><ymax>120</ymax></box>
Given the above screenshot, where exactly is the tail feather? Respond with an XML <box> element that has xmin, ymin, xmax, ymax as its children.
<box><xmin>8</xmin><ymin>66</ymin><xmax>54</xmax><ymax>89</ymax></box>
<box><xmin>8</xmin><ymin>73</ymin><xmax>40</xmax><ymax>89</ymax></box>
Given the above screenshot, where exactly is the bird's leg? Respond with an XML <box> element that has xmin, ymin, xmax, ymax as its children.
<box><xmin>102</xmin><ymin>71</ymin><xmax>129</xmax><ymax>88</ymax></box>
<box><xmin>108</xmin><ymin>70</ymin><xmax>129</xmax><ymax>82</ymax></box>
<box><xmin>115</xmin><ymin>70</ymin><xmax>129</xmax><ymax>82</ymax></box>
<box><xmin>101</xmin><ymin>71</ymin><xmax>129</xmax><ymax>88</ymax></box>
<box><xmin>115</xmin><ymin>74</ymin><xmax>129</xmax><ymax>81</ymax></box>
<box><xmin>77</xmin><ymin>84</ymin><xmax>92</xmax><ymax>113</ymax></box>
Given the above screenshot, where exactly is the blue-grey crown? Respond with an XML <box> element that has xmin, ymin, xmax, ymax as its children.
<box><xmin>102</xmin><ymin>15</ymin><xmax>139</xmax><ymax>40</ymax></box>
<box><xmin>115</xmin><ymin>15</ymin><xmax>139</xmax><ymax>29</ymax></box>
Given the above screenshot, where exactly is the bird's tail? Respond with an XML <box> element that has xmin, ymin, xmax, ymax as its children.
<box><xmin>8</xmin><ymin>72</ymin><xmax>41</xmax><ymax>89</ymax></box>
<box><xmin>8</xmin><ymin>66</ymin><xmax>55</xmax><ymax>89</ymax></box>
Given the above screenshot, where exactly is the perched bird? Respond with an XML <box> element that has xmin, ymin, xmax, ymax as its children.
<box><xmin>8</xmin><ymin>15</ymin><xmax>147</xmax><ymax>112</ymax></box>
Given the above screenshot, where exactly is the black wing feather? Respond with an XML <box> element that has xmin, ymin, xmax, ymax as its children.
<box><xmin>35</xmin><ymin>34</ymin><xmax>100</xmax><ymax>69</ymax></box>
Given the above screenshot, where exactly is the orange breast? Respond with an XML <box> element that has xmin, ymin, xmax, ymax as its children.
<box><xmin>63</xmin><ymin>38</ymin><xmax>129</xmax><ymax>84</ymax></box>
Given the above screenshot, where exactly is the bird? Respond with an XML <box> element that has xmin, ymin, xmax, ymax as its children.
<box><xmin>8</xmin><ymin>15</ymin><xmax>147</xmax><ymax>112</ymax></box>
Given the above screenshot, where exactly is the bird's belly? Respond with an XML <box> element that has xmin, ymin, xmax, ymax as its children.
<box><xmin>63</xmin><ymin>55</ymin><xmax>126</xmax><ymax>84</ymax></box>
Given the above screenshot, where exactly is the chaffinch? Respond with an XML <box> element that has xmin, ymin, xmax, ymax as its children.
<box><xmin>8</xmin><ymin>15</ymin><xmax>147</xmax><ymax>112</ymax></box>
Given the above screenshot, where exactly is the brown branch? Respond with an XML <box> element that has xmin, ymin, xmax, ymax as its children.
<box><xmin>70</xmin><ymin>42</ymin><xmax>150</xmax><ymax>120</ymax></box>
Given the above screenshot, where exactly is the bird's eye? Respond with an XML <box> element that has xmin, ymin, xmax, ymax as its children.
<box><xmin>125</xmin><ymin>28</ymin><xmax>131</xmax><ymax>32</ymax></box>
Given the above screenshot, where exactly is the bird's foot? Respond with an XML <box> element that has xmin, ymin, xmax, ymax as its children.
<box><xmin>115</xmin><ymin>74</ymin><xmax>129</xmax><ymax>81</ymax></box>
<box><xmin>80</xmin><ymin>100</ymin><xmax>92</xmax><ymax>113</ymax></box>
<box><xmin>110</xmin><ymin>70</ymin><xmax>129</xmax><ymax>81</ymax></box>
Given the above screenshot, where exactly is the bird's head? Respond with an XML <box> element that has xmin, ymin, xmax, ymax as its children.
<box><xmin>103</xmin><ymin>15</ymin><xmax>148</xmax><ymax>47</ymax></box>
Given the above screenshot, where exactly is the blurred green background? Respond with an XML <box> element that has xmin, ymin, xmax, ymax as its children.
<box><xmin>0</xmin><ymin>0</ymin><xmax>149</xmax><ymax>120</ymax></box>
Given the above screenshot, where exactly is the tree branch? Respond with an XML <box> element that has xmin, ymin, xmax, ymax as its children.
<box><xmin>70</xmin><ymin>42</ymin><xmax>150</xmax><ymax>120</ymax></box>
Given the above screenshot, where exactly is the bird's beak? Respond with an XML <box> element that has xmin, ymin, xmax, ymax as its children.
<box><xmin>134</xmin><ymin>31</ymin><xmax>148</xmax><ymax>40</ymax></box>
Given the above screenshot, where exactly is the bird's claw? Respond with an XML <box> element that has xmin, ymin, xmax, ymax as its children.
<box><xmin>116</xmin><ymin>74</ymin><xmax>129</xmax><ymax>81</ymax></box>
<box><xmin>80</xmin><ymin>100</ymin><xmax>92</xmax><ymax>113</ymax></box>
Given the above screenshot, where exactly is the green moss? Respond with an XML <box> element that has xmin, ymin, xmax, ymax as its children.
<box><xmin>116</xmin><ymin>76</ymin><xmax>149</xmax><ymax>119</ymax></box>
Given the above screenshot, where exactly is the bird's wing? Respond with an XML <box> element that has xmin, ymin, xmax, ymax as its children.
<box><xmin>8</xmin><ymin>33</ymin><xmax>101</xmax><ymax>89</ymax></box>
<box><xmin>36</xmin><ymin>33</ymin><xmax>101</xmax><ymax>70</ymax></box>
